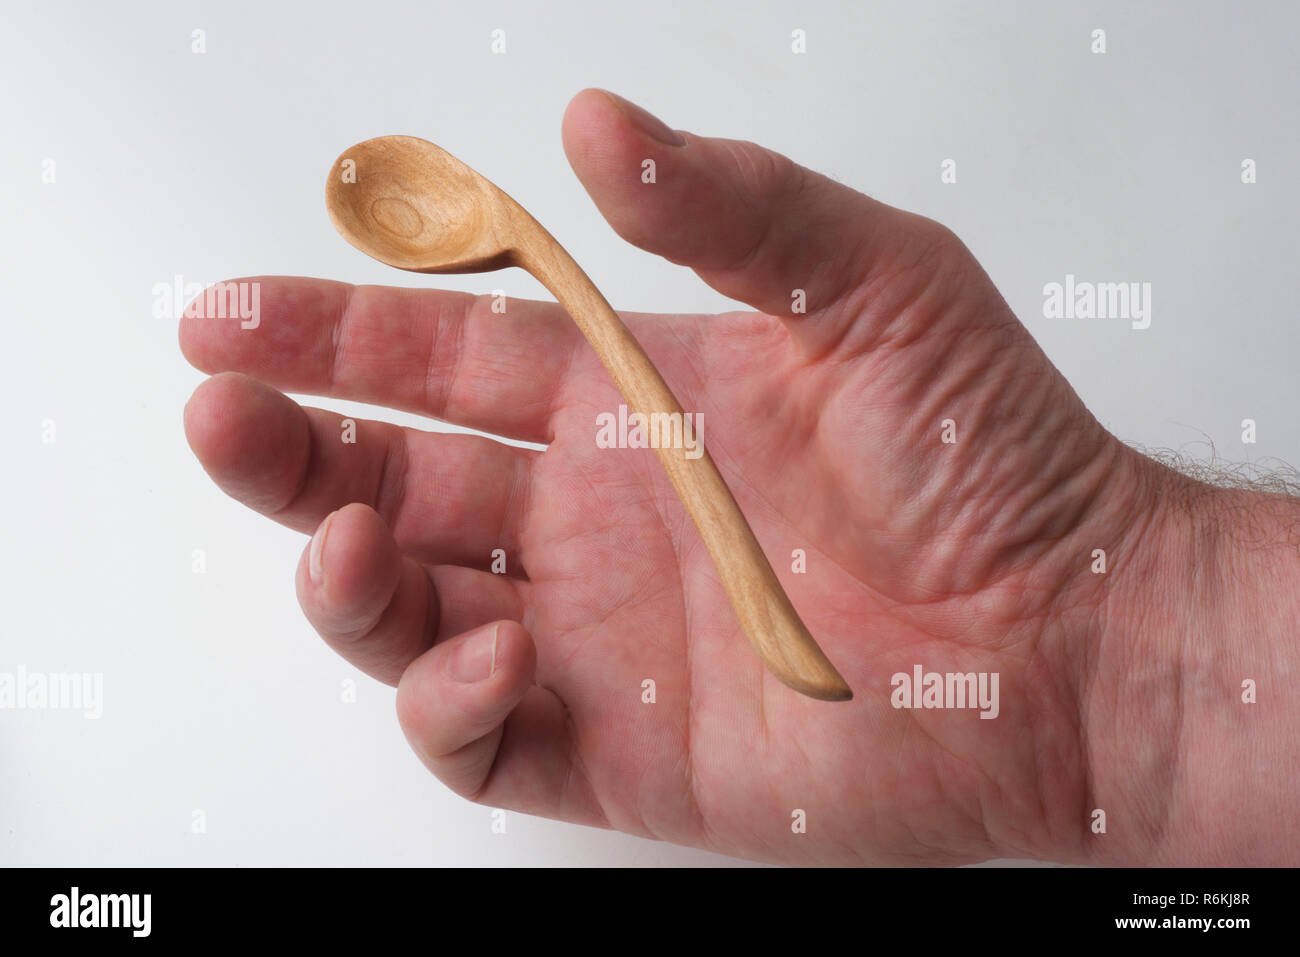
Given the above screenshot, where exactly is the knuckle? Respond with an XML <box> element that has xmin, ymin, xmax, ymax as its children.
<box><xmin>722</xmin><ymin>139</ymin><xmax>800</xmax><ymax>203</ymax></box>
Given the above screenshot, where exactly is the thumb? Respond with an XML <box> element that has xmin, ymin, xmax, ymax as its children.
<box><xmin>561</xmin><ymin>88</ymin><xmax>952</xmax><ymax>352</ymax></box>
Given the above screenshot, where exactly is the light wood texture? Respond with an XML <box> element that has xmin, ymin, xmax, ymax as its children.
<box><xmin>326</xmin><ymin>135</ymin><xmax>852</xmax><ymax>701</ymax></box>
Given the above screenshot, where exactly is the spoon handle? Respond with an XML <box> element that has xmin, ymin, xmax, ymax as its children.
<box><xmin>514</xmin><ymin>226</ymin><xmax>851</xmax><ymax>701</ymax></box>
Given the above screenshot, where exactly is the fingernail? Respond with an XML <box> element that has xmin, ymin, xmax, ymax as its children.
<box><xmin>309</xmin><ymin>510</ymin><xmax>337</xmax><ymax>585</ymax></box>
<box><xmin>601</xmin><ymin>90</ymin><xmax>684</xmax><ymax>147</ymax></box>
<box><xmin>448</xmin><ymin>623</ymin><xmax>500</xmax><ymax>683</ymax></box>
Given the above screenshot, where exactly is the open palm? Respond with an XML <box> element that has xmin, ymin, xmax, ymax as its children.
<box><xmin>182</xmin><ymin>90</ymin><xmax>1147</xmax><ymax>865</ymax></box>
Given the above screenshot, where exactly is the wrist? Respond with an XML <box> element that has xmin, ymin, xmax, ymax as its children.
<box><xmin>1079</xmin><ymin>457</ymin><xmax>1300</xmax><ymax>865</ymax></box>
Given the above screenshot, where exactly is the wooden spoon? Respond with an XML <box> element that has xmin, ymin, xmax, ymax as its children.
<box><xmin>325</xmin><ymin>135</ymin><xmax>851</xmax><ymax>701</ymax></box>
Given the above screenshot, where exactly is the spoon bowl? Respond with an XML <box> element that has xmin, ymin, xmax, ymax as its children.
<box><xmin>326</xmin><ymin>136</ymin><xmax>521</xmax><ymax>274</ymax></box>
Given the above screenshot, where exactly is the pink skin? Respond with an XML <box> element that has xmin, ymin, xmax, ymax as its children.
<box><xmin>181</xmin><ymin>89</ymin><xmax>1300</xmax><ymax>865</ymax></box>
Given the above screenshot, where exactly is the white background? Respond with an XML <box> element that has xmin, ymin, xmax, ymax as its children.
<box><xmin>2</xmin><ymin>0</ymin><xmax>1295</xmax><ymax>866</ymax></box>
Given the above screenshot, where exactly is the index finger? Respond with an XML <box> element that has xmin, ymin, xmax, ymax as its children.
<box><xmin>178</xmin><ymin>276</ymin><xmax>584</xmax><ymax>444</ymax></box>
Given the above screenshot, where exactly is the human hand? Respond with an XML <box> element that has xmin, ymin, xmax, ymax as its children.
<box><xmin>180</xmin><ymin>90</ymin><xmax>1300</xmax><ymax>865</ymax></box>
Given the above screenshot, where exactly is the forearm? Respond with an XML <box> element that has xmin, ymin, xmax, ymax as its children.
<box><xmin>1082</xmin><ymin>462</ymin><xmax>1300</xmax><ymax>865</ymax></box>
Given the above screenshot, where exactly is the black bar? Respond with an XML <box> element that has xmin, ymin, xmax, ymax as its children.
<box><xmin>0</xmin><ymin>866</ymin><xmax>1278</xmax><ymax>944</ymax></box>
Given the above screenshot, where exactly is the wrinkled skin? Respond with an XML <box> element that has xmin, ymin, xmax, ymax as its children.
<box><xmin>181</xmin><ymin>90</ymin><xmax>1300</xmax><ymax>865</ymax></box>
